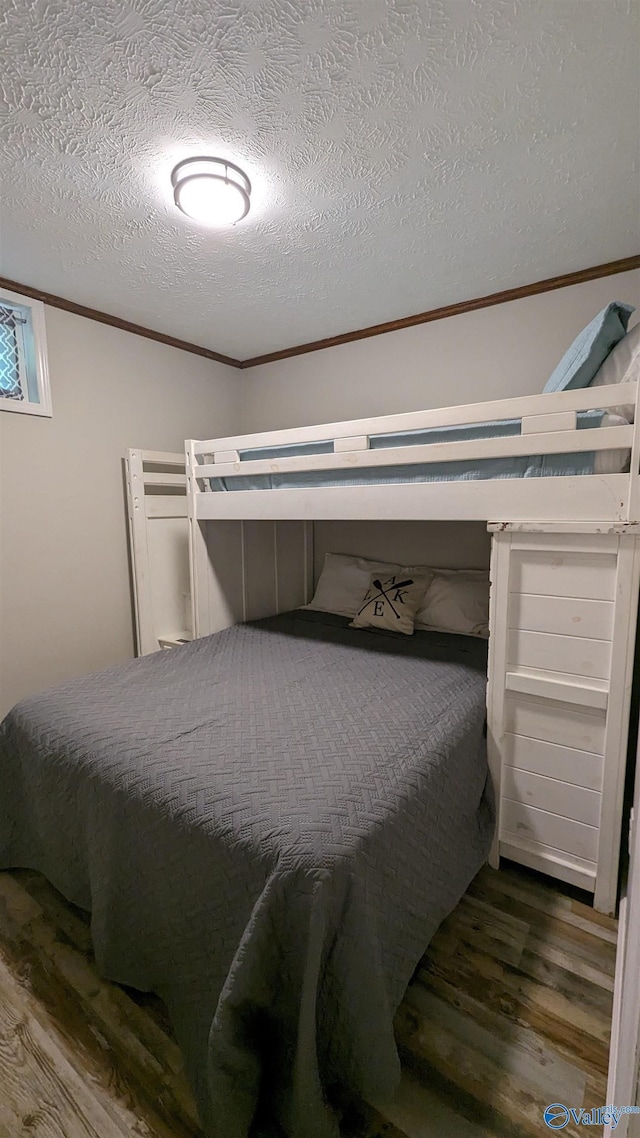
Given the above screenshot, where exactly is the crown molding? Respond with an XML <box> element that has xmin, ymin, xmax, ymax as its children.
<box><xmin>0</xmin><ymin>275</ymin><xmax>242</xmax><ymax>368</ymax></box>
<box><xmin>239</xmin><ymin>255</ymin><xmax>640</xmax><ymax>368</ymax></box>
<box><xmin>2</xmin><ymin>254</ymin><xmax>638</xmax><ymax>373</ymax></box>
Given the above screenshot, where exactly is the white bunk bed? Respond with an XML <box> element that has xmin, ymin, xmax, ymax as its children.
<box><xmin>186</xmin><ymin>379</ymin><xmax>640</xmax><ymax>916</ymax></box>
<box><xmin>188</xmin><ymin>382</ymin><xmax>640</xmax><ymax>522</ymax></box>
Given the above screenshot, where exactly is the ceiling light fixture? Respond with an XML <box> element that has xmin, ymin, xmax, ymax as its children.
<box><xmin>171</xmin><ymin>157</ymin><xmax>251</xmax><ymax>227</ymax></box>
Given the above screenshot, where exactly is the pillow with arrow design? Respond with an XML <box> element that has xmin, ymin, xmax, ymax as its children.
<box><xmin>350</xmin><ymin>572</ymin><xmax>431</xmax><ymax>636</ymax></box>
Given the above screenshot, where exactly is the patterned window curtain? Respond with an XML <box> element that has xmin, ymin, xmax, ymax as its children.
<box><xmin>0</xmin><ymin>305</ymin><xmax>23</xmax><ymax>400</ymax></box>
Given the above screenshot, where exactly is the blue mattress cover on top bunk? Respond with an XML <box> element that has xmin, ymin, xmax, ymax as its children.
<box><xmin>209</xmin><ymin>411</ymin><xmax>609</xmax><ymax>491</ymax></box>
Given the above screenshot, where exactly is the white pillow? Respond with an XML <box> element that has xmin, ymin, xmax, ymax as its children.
<box><xmin>307</xmin><ymin>552</ymin><xmax>407</xmax><ymax>617</ymax></box>
<box><xmin>415</xmin><ymin>570</ymin><xmax>490</xmax><ymax>638</ymax></box>
<box><xmin>308</xmin><ymin>553</ymin><xmax>489</xmax><ymax>637</ymax></box>
<box><xmin>590</xmin><ymin>321</ymin><xmax>640</xmax><ymax>421</ymax></box>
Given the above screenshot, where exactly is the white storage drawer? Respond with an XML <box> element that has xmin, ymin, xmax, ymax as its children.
<box><xmin>507</xmin><ymin>627</ymin><xmax>611</xmax><ymax>680</ymax></box>
<box><xmin>508</xmin><ymin>592</ymin><xmax>614</xmax><ymax>641</ymax></box>
<box><xmin>508</xmin><ymin>543</ymin><xmax>618</xmax><ymax>601</ymax></box>
<box><xmin>504</xmin><ymin>692</ymin><xmax>606</xmax><ymax>755</ymax></box>
<box><xmin>502</xmin><ymin>733</ymin><xmax>603</xmax><ymax>792</ymax></box>
<box><xmin>501</xmin><ymin>800</ymin><xmax>599</xmax><ymax>863</ymax></box>
<box><xmin>502</xmin><ymin>766</ymin><xmax>601</xmax><ymax>827</ymax></box>
<box><xmin>488</xmin><ymin>525</ymin><xmax>640</xmax><ymax>914</ymax></box>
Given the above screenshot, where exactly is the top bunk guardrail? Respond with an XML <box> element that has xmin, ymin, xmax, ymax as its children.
<box><xmin>186</xmin><ymin>381</ymin><xmax>640</xmax><ymax>525</ymax></box>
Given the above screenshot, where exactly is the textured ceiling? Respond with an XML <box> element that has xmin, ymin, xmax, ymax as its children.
<box><xmin>1</xmin><ymin>0</ymin><xmax>639</xmax><ymax>360</ymax></box>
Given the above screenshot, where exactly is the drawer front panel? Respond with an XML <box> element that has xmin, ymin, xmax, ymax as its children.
<box><xmin>502</xmin><ymin>733</ymin><xmax>603</xmax><ymax>791</ymax></box>
<box><xmin>501</xmin><ymin>800</ymin><xmax>599</xmax><ymax>862</ymax></box>
<box><xmin>508</xmin><ymin>593</ymin><xmax>614</xmax><ymax>641</ymax></box>
<box><xmin>510</xmin><ymin>550</ymin><xmax>617</xmax><ymax>601</ymax></box>
<box><xmin>504</xmin><ymin>693</ymin><xmax>605</xmax><ymax>755</ymax></box>
<box><xmin>502</xmin><ymin>766</ymin><xmax>601</xmax><ymax>827</ymax></box>
<box><xmin>506</xmin><ymin>628</ymin><xmax>611</xmax><ymax>680</ymax></box>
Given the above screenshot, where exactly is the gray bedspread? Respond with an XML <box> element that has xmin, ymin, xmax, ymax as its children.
<box><xmin>0</xmin><ymin>609</ymin><xmax>493</xmax><ymax>1137</ymax></box>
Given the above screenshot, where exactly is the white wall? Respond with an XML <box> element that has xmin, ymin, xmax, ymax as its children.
<box><xmin>239</xmin><ymin>270</ymin><xmax>640</xmax><ymax>432</ymax></box>
<box><xmin>0</xmin><ymin>306</ymin><xmax>237</xmax><ymax>715</ymax></box>
<box><xmin>313</xmin><ymin>520</ymin><xmax>491</xmax><ymax>579</ymax></box>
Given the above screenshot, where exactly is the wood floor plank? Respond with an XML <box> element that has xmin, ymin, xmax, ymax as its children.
<box><xmin>442</xmin><ymin>895</ymin><xmax>529</xmax><ymax>967</ymax></box>
<box><xmin>401</xmin><ymin>980</ymin><xmax>588</xmax><ymax>1106</ymax></box>
<box><xmin>0</xmin><ymin>934</ymin><xmax>153</xmax><ymax>1132</ymax></box>
<box><xmin>416</xmin><ymin>961</ymin><xmax>609</xmax><ymax>1083</ymax></box>
<box><xmin>394</xmin><ymin>1003</ymin><xmax>585</xmax><ymax>1138</ymax></box>
<box><xmin>0</xmin><ymin>950</ymin><xmax>137</xmax><ymax>1138</ymax></box>
<box><xmin>370</xmin><ymin>1071</ymin><xmax>511</xmax><ymax>1138</ymax></box>
<box><xmin>419</xmin><ymin>930</ymin><xmax>611</xmax><ymax>1081</ymax></box>
<box><xmin>11</xmin><ymin>869</ymin><xmax>93</xmax><ymax>954</ymax></box>
<box><xmin>1</xmin><ymin>875</ymin><xmax>191</xmax><ymax>1083</ymax></box>
<box><xmin>469</xmin><ymin>868</ymin><xmax>617</xmax><ymax>943</ymax></box>
<box><xmin>0</xmin><ymin>873</ymin><xmax>200</xmax><ymax>1138</ymax></box>
<box><xmin>583</xmin><ymin>1072</ymin><xmax>609</xmax><ymax>1113</ymax></box>
<box><xmin>0</xmin><ymin>862</ymin><xmax>616</xmax><ymax>1138</ymax></box>
<box><xmin>431</xmin><ymin>914</ymin><xmax>614</xmax><ymax>1017</ymax></box>
<box><xmin>464</xmin><ymin>879</ymin><xmax>617</xmax><ymax>977</ymax></box>
<box><xmin>421</xmin><ymin>935</ymin><xmax>612</xmax><ymax>1048</ymax></box>
<box><xmin>522</xmin><ymin>929</ymin><xmax>616</xmax><ymax>993</ymax></box>
<box><xmin>0</xmin><ymin>946</ymin><xmax>196</xmax><ymax>1138</ymax></box>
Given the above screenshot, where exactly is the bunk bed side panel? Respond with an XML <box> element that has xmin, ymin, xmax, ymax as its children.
<box><xmin>193</xmin><ymin>475</ymin><xmax>631</xmax><ymax>524</ymax></box>
<box><xmin>188</xmin><ymin>515</ymin><xmax>313</xmax><ymax>639</ymax></box>
<box><xmin>487</xmin><ymin>525</ymin><xmax>640</xmax><ymax>914</ymax></box>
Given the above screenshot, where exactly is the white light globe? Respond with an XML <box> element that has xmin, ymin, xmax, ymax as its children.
<box><xmin>177</xmin><ymin>176</ymin><xmax>246</xmax><ymax>226</ymax></box>
<box><xmin>172</xmin><ymin>157</ymin><xmax>251</xmax><ymax>228</ymax></box>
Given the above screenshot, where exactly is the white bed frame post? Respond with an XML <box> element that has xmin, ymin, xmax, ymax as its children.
<box><xmin>126</xmin><ymin>449</ymin><xmax>153</xmax><ymax>655</ymax></box>
<box><xmin>186</xmin><ymin>439</ymin><xmax>210</xmax><ymax>640</ymax></box>
<box><xmin>486</xmin><ymin>530</ymin><xmax>510</xmax><ymax>871</ymax></box>
<box><xmin>605</xmin><ymin>409</ymin><xmax>640</xmax><ymax>1108</ymax></box>
<box><xmin>125</xmin><ymin>449</ymin><xmax>191</xmax><ymax>654</ymax></box>
<box><xmin>597</xmin><ymin>533</ymin><xmax>640</xmax><ymax>911</ymax></box>
<box><xmin>627</xmin><ymin>393</ymin><xmax>640</xmax><ymax>524</ymax></box>
<box><xmin>606</xmin><ymin>720</ymin><xmax>640</xmax><ymax>1135</ymax></box>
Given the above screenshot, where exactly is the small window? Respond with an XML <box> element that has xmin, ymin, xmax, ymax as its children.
<box><xmin>0</xmin><ymin>288</ymin><xmax>52</xmax><ymax>417</ymax></box>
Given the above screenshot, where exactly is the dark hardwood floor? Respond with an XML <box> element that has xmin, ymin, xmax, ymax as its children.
<box><xmin>0</xmin><ymin>862</ymin><xmax>615</xmax><ymax>1138</ymax></box>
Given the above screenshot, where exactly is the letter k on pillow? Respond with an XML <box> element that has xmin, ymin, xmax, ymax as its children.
<box><xmin>350</xmin><ymin>573</ymin><xmax>431</xmax><ymax>636</ymax></box>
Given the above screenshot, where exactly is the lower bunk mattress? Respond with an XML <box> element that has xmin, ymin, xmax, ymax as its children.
<box><xmin>0</xmin><ymin>609</ymin><xmax>493</xmax><ymax>1138</ymax></box>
